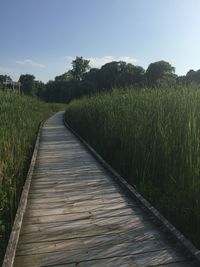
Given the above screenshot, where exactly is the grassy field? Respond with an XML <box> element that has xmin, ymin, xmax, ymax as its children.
<box><xmin>0</xmin><ymin>92</ymin><xmax>65</xmax><ymax>264</ymax></box>
<box><xmin>65</xmin><ymin>86</ymin><xmax>200</xmax><ymax>249</ymax></box>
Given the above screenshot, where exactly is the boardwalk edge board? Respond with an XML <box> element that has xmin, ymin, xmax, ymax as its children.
<box><xmin>2</xmin><ymin>121</ymin><xmax>44</xmax><ymax>267</ymax></box>
<box><xmin>63</xmin><ymin>114</ymin><xmax>200</xmax><ymax>264</ymax></box>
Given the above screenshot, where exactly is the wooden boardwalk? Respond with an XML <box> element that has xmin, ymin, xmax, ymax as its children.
<box><xmin>13</xmin><ymin>112</ymin><xmax>197</xmax><ymax>266</ymax></box>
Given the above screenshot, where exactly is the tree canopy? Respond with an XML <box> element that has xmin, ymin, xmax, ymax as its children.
<box><xmin>71</xmin><ymin>56</ymin><xmax>90</xmax><ymax>81</ymax></box>
<box><xmin>19</xmin><ymin>74</ymin><xmax>36</xmax><ymax>95</ymax></box>
<box><xmin>2</xmin><ymin>56</ymin><xmax>200</xmax><ymax>103</ymax></box>
<box><xmin>186</xmin><ymin>69</ymin><xmax>200</xmax><ymax>84</ymax></box>
<box><xmin>146</xmin><ymin>60</ymin><xmax>175</xmax><ymax>86</ymax></box>
<box><xmin>0</xmin><ymin>75</ymin><xmax>12</xmax><ymax>83</ymax></box>
<box><xmin>37</xmin><ymin>58</ymin><xmax>180</xmax><ymax>103</ymax></box>
<box><xmin>55</xmin><ymin>71</ymin><xmax>73</xmax><ymax>82</ymax></box>
<box><xmin>98</xmin><ymin>61</ymin><xmax>145</xmax><ymax>89</ymax></box>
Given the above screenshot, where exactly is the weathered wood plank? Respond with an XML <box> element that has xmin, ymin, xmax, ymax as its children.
<box><xmin>18</xmin><ymin>224</ymin><xmax>162</xmax><ymax>245</ymax></box>
<box><xmin>13</xmin><ymin>248</ymin><xmax>189</xmax><ymax>267</ymax></box>
<box><xmin>26</xmin><ymin>192</ymin><xmax>127</xmax><ymax>204</ymax></box>
<box><xmin>25</xmin><ymin>202</ymin><xmax>138</xmax><ymax>217</ymax></box>
<box><xmin>53</xmin><ymin>257</ymin><xmax>197</xmax><ymax>267</ymax></box>
<box><xmin>20</xmin><ymin>214</ymin><xmax>148</xmax><ymax>235</ymax></box>
<box><xmin>29</xmin><ymin>182</ymin><xmax>113</xmax><ymax>194</ymax></box>
<box><xmin>26</xmin><ymin>197</ymin><xmax>135</xmax><ymax>210</ymax></box>
<box><xmin>11</xmin><ymin>112</ymin><xmax>198</xmax><ymax>267</ymax></box>
<box><xmin>27</xmin><ymin>187</ymin><xmax>120</xmax><ymax>199</ymax></box>
<box><xmin>31</xmin><ymin>177</ymin><xmax>109</xmax><ymax>185</ymax></box>
<box><xmin>23</xmin><ymin>207</ymin><xmax>142</xmax><ymax>224</ymax></box>
<box><xmin>16</xmin><ymin>234</ymin><xmax>163</xmax><ymax>256</ymax></box>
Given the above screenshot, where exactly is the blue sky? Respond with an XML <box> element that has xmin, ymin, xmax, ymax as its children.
<box><xmin>1</xmin><ymin>0</ymin><xmax>200</xmax><ymax>82</ymax></box>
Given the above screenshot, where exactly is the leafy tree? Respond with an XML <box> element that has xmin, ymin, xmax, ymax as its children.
<box><xmin>146</xmin><ymin>60</ymin><xmax>175</xmax><ymax>86</ymax></box>
<box><xmin>19</xmin><ymin>74</ymin><xmax>36</xmax><ymax>95</ymax></box>
<box><xmin>83</xmin><ymin>68</ymin><xmax>101</xmax><ymax>90</ymax></box>
<box><xmin>176</xmin><ymin>75</ymin><xmax>187</xmax><ymax>85</ymax></box>
<box><xmin>35</xmin><ymin>80</ymin><xmax>46</xmax><ymax>97</ymax></box>
<box><xmin>83</xmin><ymin>68</ymin><xmax>100</xmax><ymax>81</ymax></box>
<box><xmin>185</xmin><ymin>69</ymin><xmax>200</xmax><ymax>84</ymax></box>
<box><xmin>99</xmin><ymin>61</ymin><xmax>122</xmax><ymax>89</ymax></box>
<box><xmin>0</xmin><ymin>75</ymin><xmax>12</xmax><ymax>83</ymax></box>
<box><xmin>0</xmin><ymin>75</ymin><xmax>5</xmax><ymax>84</ymax></box>
<box><xmin>43</xmin><ymin>80</ymin><xmax>82</xmax><ymax>103</ymax></box>
<box><xmin>55</xmin><ymin>71</ymin><xmax>73</xmax><ymax>82</ymax></box>
<box><xmin>99</xmin><ymin>61</ymin><xmax>145</xmax><ymax>90</ymax></box>
<box><xmin>156</xmin><ymin>73</ymin><xmax>177</xmax><ymax>87</ymax></box>
<box><xmin>0</xmin><ymin>75</ymin><xmax>12</xmax><ymax>90</ymax></box>
<box><xmin>71</xmin><ymin>56</ymin><xmax>90</xmax><ymax>81</ymax></box>
<box><xmin>118</xmin><ymin>62</ymin><xmax>145</xmax><ymax>85</ymax></box>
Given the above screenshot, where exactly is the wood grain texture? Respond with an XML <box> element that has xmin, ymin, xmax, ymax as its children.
<box><xmin>13</xmin><ymin>112</ymin><xmax>197</xmax><ymax>266</ymax></box>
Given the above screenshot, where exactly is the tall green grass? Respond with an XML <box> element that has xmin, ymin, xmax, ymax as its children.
<box><xmin>66</xmin><ymin>86</ymin><xmax>200</xmax><ymax>248</ymax></box>
<box><xmin>0</xmin><ymin>92</ymin><xmax>65</xmax><ymax>264</ymax></box>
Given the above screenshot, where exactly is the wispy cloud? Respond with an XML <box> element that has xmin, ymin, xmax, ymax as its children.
<box><xmin>87</xmin><ymin>56</ymin><xmax>137</xmax><ymax>68</ymax></box>
<box><xmin>16</xmin><ymin>59</ymin><xmax>45</xmax><ymax>68</ymax></box>
<box><xmin>65</xmin><ymin>56</ymin><xmax>137</xmax><ymax>68</ymax></box>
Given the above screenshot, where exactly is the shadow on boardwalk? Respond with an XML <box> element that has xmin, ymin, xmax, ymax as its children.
<box><xmin>9</xmin><ymin>112</ymin><xmax>198</xmax><ymax>266</ymax></box>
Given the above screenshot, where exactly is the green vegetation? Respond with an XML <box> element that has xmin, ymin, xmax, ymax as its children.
<box><xmin>0</xmin><ymin>92</ymin><xmax>65</xmax><ymax>264</ymax></box>
<box><xmin>65</xmin><ymin>86</ymin><xmax>200</xmax><ymax>248</ymax></box>
<box><xmin>2</xmin><ymin>57</ymin><xmax>200</xmax><ymax>104</ymax></box>
<box><xmin>39</xmin><ymin>57</ymin><xmax>200</xmax><ymax>104</ymax></box>
<box><xmin>1</xmin><ymin>56</ymin><xmax>200</xmax><ymax>259</ymax></box>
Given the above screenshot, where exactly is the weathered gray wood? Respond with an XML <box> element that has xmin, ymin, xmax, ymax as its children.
<box><xmin>16</xmin><ymin>234</ymin><xmax>162</xmax><ymax>256</ymax></box>
<box><xmin>13</xmin><ymin>248</ymin><xmax>192</xmax><ymax>267</ymax></box>
<box><xmin>24</xmin><ymin>203</ymin><xmax>138</xmax><ymax>217</ymax></box>
<box><xmin>11</xmin><ymin>112</ymin><xmax>198</xmax><ymax>266</ymax></box>
<box><xmin>26</xmin><ymin>192</ymin><xmax>127</xmax><ymax>205</ymax></box>
<box><xmin>17</xmin><ymin>224</ymin><xmax>161</xmax><ymax>245</ymax></box>
<box><xmin>28</xmin><ymin>188</ymin><xmax>119</xmax><ymax>199</ymax></box>
<box><xmin>23</xmin><ymin>208</ymin><xmax>143</xmax><ymax>225</ymax></box>
<box><xmin>65</xmin><ymin>114</ymin><xmax>200</xmax><ymax>264</ymax></box>
<box><xmin>20</xmin><ymin>214</ymin><xmax>148</xmax><ymax>235</ymax></box>
<box><xmin>51</xmin><ymin>257</ymin><xmax>197</xmax><ymax>267</ymax></box>
<box><xmin>26</xmin><ymin>196</ymin><xmax>137</xmax><ymax>211</ymax></box>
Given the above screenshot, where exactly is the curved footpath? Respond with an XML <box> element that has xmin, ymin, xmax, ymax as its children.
<box><xmin>10</xmin><ymin>112</ymin><xmax>198</xmax><ymax>266</ymax></box>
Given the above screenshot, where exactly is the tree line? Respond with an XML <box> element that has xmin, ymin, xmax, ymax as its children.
<box><xmin>1</xmin><ymin>57</ymin><xmax>200</xmax><ymax>103</ymax></box>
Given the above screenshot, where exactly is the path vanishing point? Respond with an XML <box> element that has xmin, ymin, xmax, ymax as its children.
<box><xmin>3</xmin><ymin>112</ymin><xmax>199</xmax><ymax>266</ymax></box>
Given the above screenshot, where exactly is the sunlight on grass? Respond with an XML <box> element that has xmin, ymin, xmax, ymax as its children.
<box><xmin>66</xmin><ymin>86</ymin><xmax>200</xmax><ymax>248</ymax></box>
<box><xmin>0</xmin><ymin>92</ymin><xmax>65</xmax><ymax>263</ymax></box>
